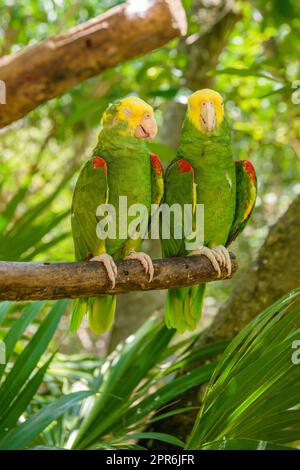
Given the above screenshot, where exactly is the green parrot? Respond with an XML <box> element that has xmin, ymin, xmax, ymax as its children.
<box><xmin>71</xmin><ymin>96</ymin><xmax>164</xmax><ymax>334</ymax></box>
<box><xmin>162</xmin><ymin>89</ymin><xmax>257</xmax><ymax>333</ymax></box>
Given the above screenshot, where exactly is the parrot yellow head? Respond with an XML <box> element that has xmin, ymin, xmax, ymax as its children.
<box><xmin>187</xmin><ymin>89</ymin><xmax>224</xmax><ymax>133</ymax></box>
<box><xmin>102</xmin><ymin>96</ymin><xmax>157</xmax><ymax>140</ymax></box>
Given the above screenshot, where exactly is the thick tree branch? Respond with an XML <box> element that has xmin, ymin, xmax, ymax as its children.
<box><xmin>0</xmin><ymin>0</ymin><xmax>187</xmax><ymax>128</ymax></box>
<box><xmin>0</xmin><ymin>254</ymin><xmax>237</xmax><ymax>301</ymax></box>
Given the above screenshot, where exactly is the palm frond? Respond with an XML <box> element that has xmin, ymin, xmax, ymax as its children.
<box><xmin>187</xmin><ymin>288</ymin><xmax>300</xmax><ymax>449</ymax></box>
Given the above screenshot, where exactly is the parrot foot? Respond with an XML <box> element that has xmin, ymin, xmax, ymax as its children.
<box><xmin>90</xmin><ymin>254</ymin><xmax>117</xmax><ymax>289</ymax></box>
<box><xmin>212</xmin><ymin>245</ymin><xmax>232</xmax><ymax>276</ymax></box>
<box><xmin>125</xmin><ymin>251</ymin><xmax>154</xmax><ymax>282</ymax></box>
<box><xmin>189</xmin><ymin>246</ymin><xmax>223</xmax><ymax>278</ymax></box>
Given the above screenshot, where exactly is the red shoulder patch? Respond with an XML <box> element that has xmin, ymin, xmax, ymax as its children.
<box><xmin>177</xmin><ymin>159</ymin><xmax>194</xmax><ymax>174</ymax></box>
<box><xmin>150</xmin><ymin>153</ymin><xmax>163</xmax><ymax>176</ymax></box>
<box><xmin>243</xmin><ymin>160</ymin><xmax>255</xmax><ymax>183</ymax></box>
<box><xmin>92</xmin><ymin>156</ymin><xmax>108</xmax><ymax>174</ymax></box>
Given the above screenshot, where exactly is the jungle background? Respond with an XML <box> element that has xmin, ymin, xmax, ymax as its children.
<box><xmin>0</xmin><ymin>0</ymin><xmax>300</xmax><ymax>451</ymax></box>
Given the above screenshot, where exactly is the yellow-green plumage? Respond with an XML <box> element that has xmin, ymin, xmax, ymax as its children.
<box><xmin>162</xmin><ymin>104</ymin><xmax>257</xmax><ymax>333</ymax></box>
<box><xmin>71</xmin><ymin>99</ymin><xmax>163</xmax><ymax>334</ymax></box>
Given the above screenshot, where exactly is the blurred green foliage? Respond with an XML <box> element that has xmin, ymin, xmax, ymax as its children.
<box><xmin>0</xmin><ymin>302</ymin><xmax>223</xmax><ymax>449</ymax></box>
<box><xmin>188</xmin><ymin>288</ymin><xmax>300</xmax><ymax>450</ymax></box>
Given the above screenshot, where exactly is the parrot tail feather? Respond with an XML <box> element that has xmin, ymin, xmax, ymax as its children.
<box><xmin>70</xmin><ymin>296</ymin><xmax>116</xmax><ymax>334</ymax></box>
<box><xmin>88</xmin><ymin>295</ymin><xmax>116</xmax><ymax>334</ymax></box>
<box><xmin>165</xmin><ymin>285</ymin><xmax>205</xmax><ymax>333</ymax></box>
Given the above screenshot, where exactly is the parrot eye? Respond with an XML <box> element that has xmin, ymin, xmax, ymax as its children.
<box><xmin>144</xmin><ymin>113</ymin><xmax>151</xmax><ymax>119</ymax></box>
<box><xmin>124</xmin><ymin>107</ymin><xmax>133</xmax><ymax>117</ymax></box>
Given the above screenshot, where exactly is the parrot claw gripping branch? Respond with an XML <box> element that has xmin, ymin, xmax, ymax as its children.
<box><xmin>0</xmin><ymin>90</ymin><xmax>255</xmax><ymax>335</ymax></box>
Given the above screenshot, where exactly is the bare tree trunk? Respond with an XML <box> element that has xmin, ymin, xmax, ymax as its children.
<box><xmin>147</xmin><ymin>195</ymin><xmax>300</xmax><ymax>447</ymax></box>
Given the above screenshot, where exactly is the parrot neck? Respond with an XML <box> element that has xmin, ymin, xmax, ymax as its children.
<box><xmin>179</xmin><ymin>119</ymin><xmax>206</xmax><ymax>154</ymax></box>
<box><xmin>95</xmin><ymin>127</ymin><xmax>148</xmax><ymax>157</ymax></box>
<box><xmin>178</xmin><ymin>117</ymin><xmax>232</xmax><ymax>163</ymax></box>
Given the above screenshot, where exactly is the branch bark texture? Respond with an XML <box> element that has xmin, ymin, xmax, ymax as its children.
<box><xmin>0</xmin><ymin>0</ymin><xmax>187</xmax><ymax>128</ymax></box>
<box><xmin>0</xmin><ymin>254</ymin><xmax>237</xmax><ymax>301</ymax></box>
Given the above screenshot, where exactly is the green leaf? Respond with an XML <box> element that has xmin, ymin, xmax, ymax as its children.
<box><xmin>73</xmin><ymin>317</ymin><xmax>175</xmax><ymax>449</ymax></box>
<box><xmin>199</xmin><ymin>439</ymin><xmax>296</xmax><ymax>450</ymax></box>
<box><xmin>32</xmin><ymin>446</ymin><xmax>65</xmax><ymax>450</ymax></box>
<box><xmin>0</xmin><ymin>391</ymin><xmax>92</xmax><ymax>450</ymax></box>
<box><xmin>0</xmin><ymin>301</ymin><xmax>43</xmax><ymax>381</ymax></box>
<box><xmin>0</xmin><ymin>300</ymin><xmax>67</xmax><ymax>417</ymax></box>
<box><xmin>0</xmin><ymin>185</ymin><xmax>30</xmax><ymax>233</ymax></box>
<box><xmin>187</xmin><ymin>289</ymin><xmax>300</xmax><ymax>450</ymax></box>
<box><xmin>148</xmin><ymin>87</ymin><xmax>180</xmax><ymax>99</ymax></box>
<box><xmin>149</xmin><ymin>406</ymin><xmax>200</xmax><ymax>424</ymax></box>
<box><xmin>165</xmin><ymin>341</ymin><xmax>228</xmax><ymax>374</ymax></box>
<box><xmin>112</xmin><ymin>432</ymin><xmax>185</xmax><ymax>449</ymax></box>
<box><xmin>116</xmin><ymin>362</ymin><xmax>217</xmax><ymax>433</ymax></box>
<box><xmin>0</xmin><ymin>168</ymin><xmax>75</xmax><ymax>262</ymax></box>
<box><xmin>0</xmin><ymin>355</ymin><xmax>53</xmax><ymax>434</ymax></box>
<box><xmin>212</xmin><ymin>67</ymin><xmax>283</xmax><ymax>82</ymax></box>
<box><xmin>259</xmin><ymin>85</ymin><xmax>291</xmax><ymax>98</ymax></box>
<box><xmin>0</xmin><ymin>301</ymin><xmax>11</xmax><ymax>327</ymax></box>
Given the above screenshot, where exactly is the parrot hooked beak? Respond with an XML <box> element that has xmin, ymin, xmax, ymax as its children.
<box><xmin>200</xmin><ymin>100</ymin><xmax>217</xmax><ymax>133</ymax></box>
<box><xmin>135</xmin><ymin>112</ymin><xmax>158</xmax><ymax>140</ymax></box>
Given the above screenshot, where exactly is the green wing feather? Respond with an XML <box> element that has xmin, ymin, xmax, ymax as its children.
<box><xmin>161</xmin><ymin>158</ymin><xmax>196</xmax><ymax>258</ymax></box>
<box><xmin>147</xmin><ymin>152</ymin><xmax>164</xmax><ymax>238</ymax></box>
<box><xmin>226</xmin><ymin>160</ymin><xmax>257</xmax><ymax>247</ymax></box>
<box><xmin>150</xmin><ymin>153</ymin><xmax>164</xmax><ymax>205</ymax></box>
<box><xmin>162</xmin><ymin>159</ymin><xmax>204</xmax><ymax>333</ymax></box>
<box><xmin>71</xmin><ymin>156</ymin><xmax>114</xmax><ymax>334</ymax></box>
<box><xmin>71</xmin><ymin>156</ymin><xmax>108</xmax><ymax>260</ymax></box>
